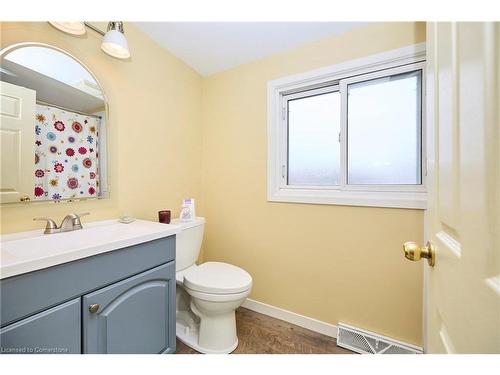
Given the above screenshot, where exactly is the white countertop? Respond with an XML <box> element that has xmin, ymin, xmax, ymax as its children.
<box><xmin>0</xmin><ymin>219</ymin><xmax>180</xmax><ymax>280</ymax></box>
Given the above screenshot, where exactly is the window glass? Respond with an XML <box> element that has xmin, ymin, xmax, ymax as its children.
<box><xmin>287</xmin><ymin>91</ymin><xmax>341</xmax><ymax>186</ymax></box>
<box><xmin>347</xmin><ymin>70</ymin><xmax>422</xmax><ymax>185</ymax></box>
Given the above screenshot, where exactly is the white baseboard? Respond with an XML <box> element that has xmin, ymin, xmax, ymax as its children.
<box><xmin>241</xmin><ymin>298</ymin><xmax>338</xmax><ymax>338</ymax></box>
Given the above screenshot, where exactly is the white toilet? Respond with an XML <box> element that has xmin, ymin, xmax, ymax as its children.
<box><xmin>172</xmin><ymin>217</ymin><xmax>252</xmax><ymax>354</ymax></box>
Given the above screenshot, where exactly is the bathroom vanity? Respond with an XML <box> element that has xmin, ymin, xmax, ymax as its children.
<box><xmin>0</xmin><ymin>220</ymin><xmax>179</xmax><ymax>354</ymax></box>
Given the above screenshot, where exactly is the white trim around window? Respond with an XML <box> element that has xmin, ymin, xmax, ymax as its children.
<box><xmin>267</xmin><ymin>43</ymin><xmax>427</xmax><ymax>209</ymax></box>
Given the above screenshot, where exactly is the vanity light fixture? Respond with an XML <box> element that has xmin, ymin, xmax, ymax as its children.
<box><xmin>47</xmin><ymin>21</ymin><xmax>131</xmax><ymax>59</ymax></box>
<box><xmin>100</xmin><ymin>22</ymin><xmax>130</xmax><ymax>59</ymax></box>
<box><xmin>49</xmin><ymin>22</ymin><xmax>86</xmax><ymax>35</ymax></box>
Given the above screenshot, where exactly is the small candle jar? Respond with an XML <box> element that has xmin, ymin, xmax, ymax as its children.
<box><xmin>158</xmin><ymin>210</ymin><xmax>171</xmax><ymax>224</ymax></box>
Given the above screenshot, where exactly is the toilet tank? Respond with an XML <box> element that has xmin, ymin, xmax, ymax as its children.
<box><xmin>171</xmin><ymin>217</ymin><xmax>205</xmax><ymax>272</ymax></box>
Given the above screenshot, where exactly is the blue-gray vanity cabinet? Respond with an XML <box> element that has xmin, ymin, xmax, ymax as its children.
<box><xmin>0</xmin><ymin>298</ymin><xmax>80</xmax><ymax>354</ymax></box>
<box><xmin>83</xmin><ymin>262</ymin><xmax>176</xmax><ymax>354</ymax></box>
<box><xmin>1</xmin><ymin>237</ymin><xmax>175</xmax><ymax>327</ymax></box>
<box><xmin>0</xmin><ymin>236</ymin><xmax>176</xmax><ymax>354</ymax></box>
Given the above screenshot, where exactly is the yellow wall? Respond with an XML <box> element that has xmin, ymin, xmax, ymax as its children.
<box><xmin>201</xmin><ymin>22</ymin><xmax>426</xmax><ymax>345</ymax></box>
<box><xmin>0</xmin><ymin>22</ymin><xmax>203</xmax><ymax>233</ymax></box>
<box><xmin>1</xmin><ymin>22</ymin><xmax>425</xmax><ymax>346</ymax></box>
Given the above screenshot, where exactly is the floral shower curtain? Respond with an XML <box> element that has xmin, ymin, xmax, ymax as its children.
<box><xmin>34</xmin><ymin>105</ymin><xmax>100</xmax><ymax>201</ymax></box>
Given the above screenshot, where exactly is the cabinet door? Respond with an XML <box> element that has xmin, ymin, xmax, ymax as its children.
<box><xmin>82</xmin><ymin>262</ymin><xmax>176</xmax><ymax>354</ymax></box>
<box><xmin>0</xmin><ymin>298</ymin><xmax>80</xmax><ymax>354</ymax></box>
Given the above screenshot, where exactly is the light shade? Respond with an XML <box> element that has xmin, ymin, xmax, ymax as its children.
<box><xmin>101</xmin><ymin>23</ymin><xmax>130</xmax><ymax>59</ymax></box>
<box><xmin>48</xmin><ymin>22</ymin><xmax>86</xmax><ymax>35</ymax></box>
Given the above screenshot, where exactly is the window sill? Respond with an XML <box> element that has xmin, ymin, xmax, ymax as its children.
<box><xmin>268</xmin><ymin>187</ymin><xmax>427</xmax><ymax>209</ymax></box>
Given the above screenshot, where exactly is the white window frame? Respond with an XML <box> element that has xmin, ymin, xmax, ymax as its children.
<box><xmin>267</xmin><ymin>43</ymin><xmax>427</xmax><ymax>209</ymax></box>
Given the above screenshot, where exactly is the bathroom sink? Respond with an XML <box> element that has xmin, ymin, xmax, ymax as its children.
<box><xmin>0</xmin><ymin>219</ymin><xmax>181</xmax><ymax>279</ymax></box>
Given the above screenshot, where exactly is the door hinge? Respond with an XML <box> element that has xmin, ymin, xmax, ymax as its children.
<box><xmin>282</xmin><ymin>106</ymin><xmax>286</xmax><ymax>120</ymax></box>
<box><xmin>281</xmin><ymin>165</ymin><xmax>286</xmax><ymax>179</ymax></box>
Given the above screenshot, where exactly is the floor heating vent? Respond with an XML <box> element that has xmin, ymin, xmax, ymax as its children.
<box><xmin>337</xmin><ymin>323</ymin><xmax>423</xmax><ymax>354</ymax></box>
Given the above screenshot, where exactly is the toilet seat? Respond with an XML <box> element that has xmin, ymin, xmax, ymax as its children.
<box><xmin>183</xmin><ymin>286</ymin><xmax>251</xmax><ymax>302</ymax></box>
<box><xmin>183</xmin><ymin>262</ymin><xmax>252</xmax><ymax>295</ymax></box>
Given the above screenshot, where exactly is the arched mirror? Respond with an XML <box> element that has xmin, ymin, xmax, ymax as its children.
<box><xmin>0</xmin><ymin>43</ymin><xmax>108</xmax><ymax>204</ymax></box>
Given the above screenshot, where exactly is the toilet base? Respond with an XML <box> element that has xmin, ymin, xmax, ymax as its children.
<box><xmin>176</xmin><ymin>320</ymin><xmax>238</xmax><ymax>354</ymax></box>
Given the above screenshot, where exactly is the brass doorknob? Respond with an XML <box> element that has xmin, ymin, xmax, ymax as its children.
<box><xmin>89</xmin><ymin>304</ymin><xmax>100</xmax><ymax>313</ymax></box>
<box><xmin>19</xmin><ymin>194</ymin><xmax>30</xmax><ymax>202</ymax></box>
<box><xmin>403</xmin><ymin>241</ymin><xmax>435</xmax><ymax>267</ymax></box>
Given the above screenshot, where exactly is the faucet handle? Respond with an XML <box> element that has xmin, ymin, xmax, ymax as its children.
<box><xmin>75</xmin><ymin>212</ymin><xmax>90</xmax><ymax>224</ymax></box>
<box><xmin>33</xmin><ymin>217</ymin><xmax>59</xmax><ymax>234</ymax></box>
<box><xmin>73</xmin><ymin>212</ymin><xmax>90</xmax><ymax>228</ymax></box>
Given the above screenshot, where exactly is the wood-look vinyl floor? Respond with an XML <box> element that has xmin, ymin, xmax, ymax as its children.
<box><xmin>175</xmin><ymin>307</ymin><xmax>354</xmax><ymax>354</ymax></box>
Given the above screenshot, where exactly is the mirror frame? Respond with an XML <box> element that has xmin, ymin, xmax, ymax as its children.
<box><xmin>0</xmin><ymin>42</ymin><xmax>110</xmax><ymax>206</ymax></box>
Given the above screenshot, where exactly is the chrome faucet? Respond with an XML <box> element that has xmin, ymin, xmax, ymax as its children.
<box><xmin>34</xmin><ymin>213</ymin><xmax>90</xmax><ymax>234</ymax></box>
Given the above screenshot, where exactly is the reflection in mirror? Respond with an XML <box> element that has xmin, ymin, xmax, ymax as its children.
<box><xmin>0</xmin><ymin>44</ymin><xmax>108</xmax><ymax>204</ymax></box>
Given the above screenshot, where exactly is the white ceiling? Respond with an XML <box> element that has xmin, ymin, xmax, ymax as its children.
<box><xmin>134</xmin><ymin>22</ymin><xmax>366</xmax><ymax>76</ymax></box>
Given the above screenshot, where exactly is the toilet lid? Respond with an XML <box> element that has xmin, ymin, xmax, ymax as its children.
<box><xmin>183</xmin><ymin>262</ymin><xmax>252</xmax><ymax>294</ymax></box>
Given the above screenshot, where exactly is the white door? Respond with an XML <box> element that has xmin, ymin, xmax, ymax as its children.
<box><xmin>0</xmin><ymin>81</ymin><xmax>36</xmax><ymax>203</ymax></box>
<box><xmin>417</xmin><ymin>22</ymin><xmax>499</xmax><ymax>353</ymax></box>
